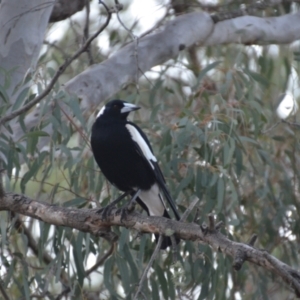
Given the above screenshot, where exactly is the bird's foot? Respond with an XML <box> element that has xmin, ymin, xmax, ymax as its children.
<box><xmin>96</xmin><ymin>191</ymin><xmax>131</xmax><ymax>220</ymax></box>
<box><xmin>117</xmin><ymin>201</ymin><xmax>137</xmax><ymax>224</ymax></box>
<box><xmin>117</xmin><ymin>189</ymin><xmax>140</xmax><ymax>223</ymax></box>
<box><xmin>97</xmin><ymin>203</ymin><xmax>117</xmax><ymax>220</ymax></box>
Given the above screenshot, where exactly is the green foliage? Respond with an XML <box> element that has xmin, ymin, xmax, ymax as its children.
<box><xmin>1</xmin><ymin>4</ymin><xmax>300</xmax><ymax>300</ymax></box>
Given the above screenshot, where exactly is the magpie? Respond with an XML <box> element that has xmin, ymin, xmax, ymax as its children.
<box><xmin>91</xmin><ymin>99</ymin><xmax>180</xmax><ymax>249</ymax></box>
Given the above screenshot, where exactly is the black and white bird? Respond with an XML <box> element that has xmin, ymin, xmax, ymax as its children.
<box><xmin>91</xmin><ymin>99</ymin><xmax>180</xmax><ymax>249</ymax></box>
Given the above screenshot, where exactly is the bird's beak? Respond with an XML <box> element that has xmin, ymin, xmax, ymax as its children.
<box><xmin>121</xmin><ymin>103</ymin><xmax>141</xmax><ymax>114</ymax></box>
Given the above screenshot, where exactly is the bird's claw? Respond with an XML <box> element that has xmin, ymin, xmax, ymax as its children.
<box><xmin>117</xmin><ymin>201</ymin><xmax>136</xmax><ymax>224</ymax></box>
<box><xmin>127</xmin><ymin>201</ymin><xmax>136</xmax><ymax>212</ymax></box>
<box><xmin>97</xmin><ymin>203</ymin><xmax>116</xmax><ymax>220</ymax></box>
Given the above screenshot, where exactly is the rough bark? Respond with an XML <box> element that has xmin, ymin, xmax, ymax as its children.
<box><xmin>2</xmin><ymin>8</ymin><xmax>300</xmax><ymax>153</ymax></box>
<box><xmin>65</xmin><ymin>11</ymin><xmax>214</xmax><ymax>110</ymax></box>
<box><xmin>1</xmin><ymin>192</ymin><xmax>300</xmax><ymax>297</ymax></box>
<box><xmin>65</xmin><ymin>11</ymin><xmax>300</xmax><ymax>109</ymax></box>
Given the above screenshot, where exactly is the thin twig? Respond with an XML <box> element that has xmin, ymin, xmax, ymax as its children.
<box><xmin>83</xmin><ymin>0</ymin><xmax>94</xmax><ymax>65</ymax></box>
<box><xmin>54</xmin><ymin>286</ymin><xmax>71</xmax><ymax>300</ymax></box>
<box><xmin>69</xmin><ymin>17</ymin><xmax>81</xmax><ymax>46</ymax></box>
<box><xmin>58</xmin><ymin>102</ymin><xmax>91</xmax><ymax>147</ymax></box>
<box><xmin>12</xmin><ymin>213</ymin><xmax>69</xmax><ymax>284</ymax></box>
<box><xmin>0</xmin><ymin>281</ymin><xmax>10</xmax><ymax>300</ymax></box>
<box><xmin>13</xmin><ymin>214</ymin><xmax>52</xmax><ymax>263</ymax></box>
<box><xmin>215</xmin><ymin>221</ymin><xmax>224</xmax><ymax>230</ymax></box>
<box><xmin>122</xmin><ymin>19</ymin><xmax>139</xmax><ymax>44</ymax></box>
<box><xmin>85</xmin><ymin>242</ymin><xmax>115</xmax><ymax>276</ymax></box>
<box><xmin>170</xmin><ymin>235</ymin><xmax>178</xmax><ymax>263</ymax></box>
<box><xmin>114</xmin><ymin>0</ymin><xmax>140</xmax><ymax>92</ymax></box>
<box><xmin>262</xmin><ymin>119</ymin><xmax>300</xmax><ymax>134</ymax></box>
<box><xmin>133</xmin><ymin>235</ymin><xmax>163</xmax><ymax>300</ymax></box>
<box><xmin>0</xmin><ymin>168</ymin><xmax>5</xmax><ymax>199</ymax></box>
<box><xmin>208</xmin><ymin>214</ymin><xmax>215</xmax><ymax>231</ymax></box>
<box><xmin>180</xmin><ymin>197</ymin><xmax>199</xmax><ymax>222</ymax></box>
<box><xmin>176</xmin><ymin>286</ymin><xmax>183</xmax><ymax>300</ymax></box>
<box><xmin>261</xmin><ymin>121</ymin><xmax>280</xmax><ymax>134</ymax></box>
<box><xmin>119</xmin><ymin>7</ymin><xmax>169</xmax><ymax>91</ymax></box>
<box><xmin>193</xmin><ymin>207</ymin><xmax>200</xmax><ymax>223</ymax></box>
<box><xmin>43</xmin><ymin>40</ymin><xmax>68</xmax><ymax>59</ymax></box>
<box><xmin>138</xmin><ymin>8</ymin><xmax>169</xmax><ymax>39</ymax></box>
<box><xmin>0</xmin><ymin>1</ymin><xmax>112</xmax><ymax>126</ymax></box>
<box><xmin>282</xmin><ymin>119</ymin><xmax>300</xmax><ymax>128</ymax></box>
<box><xmin>248</xmin><ymin>234</ymin><xmax>258</xmax><ymax>246</ymax></box>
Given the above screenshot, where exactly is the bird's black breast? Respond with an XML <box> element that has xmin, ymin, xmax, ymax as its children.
<box><xmin>91</xmin><ymin>119</ymin><xmax>156</xmax><ymax>191</ymax></box>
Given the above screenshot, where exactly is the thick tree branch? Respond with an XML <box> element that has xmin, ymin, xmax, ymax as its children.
<box><xmin>7</xmin><ymin>9</ymin><xmax>300</xmax><ymax>161</ymax></box>
<box><xmin>1</xmin><ymin>192</ymin><xmax>300</xmax><ymax>297</ymax></box>
<box><xmin>65</xmin><ymin>11</ymin><xmax>300</xmax><ymax>108</ymax></box>
<box><xmin>206</xmin><ymin>11</ymin><xmax>300</xmax><ymax>45</ymax></box>
<box><xmin>65</xmin><ymin>12</ymin><xmax>214</xmax><ymax>108</ymax></box>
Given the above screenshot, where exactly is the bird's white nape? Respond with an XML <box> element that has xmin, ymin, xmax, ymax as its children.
<box><xmin>96</xmin><ymin>105</ymin><xmax>106</xmax><ymax>118</ymax></box>
<box><xmin>276</xmin><ymin>93</ymin><xmax>298</xmax><ymax>120</ymax></box>
<box><xmin>125</xmin><ymin>124</ymin><xmax>157</xmax><ymax>168</ymax></box>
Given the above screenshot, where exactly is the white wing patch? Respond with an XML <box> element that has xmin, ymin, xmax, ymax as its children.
<box><xmin>96</xmin><ymin>105</ymin><xmax>105</xmax><ymax>118</ymax></box>
<box><xmin>125</xmin><ymin>124</ymin><xmax>157</xmax><ymax>169</ymax></box>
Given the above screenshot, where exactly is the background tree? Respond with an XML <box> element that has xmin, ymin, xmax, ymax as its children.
<box><xmin>1</xmin><ymin>0</ymin><xmax>300</xmax><ymax>299</ymax></box>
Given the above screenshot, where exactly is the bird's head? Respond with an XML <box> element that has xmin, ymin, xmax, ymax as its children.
<box><xmin>96</xmin><ymin>99</ymin><xmax>140</xmax><ymax>120</ymax></box>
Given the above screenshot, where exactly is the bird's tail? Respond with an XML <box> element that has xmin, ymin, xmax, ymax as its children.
<box><xmin>159</xmin><ymin>183</ymin><xmax>180</xmax><ymax>220</ymax></box>
<box><xmin>136</xmin><ymin>197</ymin><xmax>180</xmax><ymax>249</ymax></box>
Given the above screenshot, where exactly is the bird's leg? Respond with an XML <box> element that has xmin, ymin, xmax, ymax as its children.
<box><xmin>97</xmin><ymin>190</ymin><xmax>131</xmax><ymax>219</ymax></box>
<box><xmin>128</xmin><ymin>189</ymin><xmax>141</xmax><ymax>211</ymax></box>
<box><xmin>119</xmin><ymin>189</ymin><xmax>141</xmax><ymax>222</ymax></box>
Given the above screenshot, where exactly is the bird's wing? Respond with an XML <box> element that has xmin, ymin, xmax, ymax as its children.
<box><xmin>126</xmin><ymin>122</ymin><xmax>180</xmax><ymax>220</ymax></box>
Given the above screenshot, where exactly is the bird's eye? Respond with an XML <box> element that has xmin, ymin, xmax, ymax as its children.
<box><xmin>113</xmin><ymin>104</ymin><xmax>118</xmax><ymax>109</ymax></box>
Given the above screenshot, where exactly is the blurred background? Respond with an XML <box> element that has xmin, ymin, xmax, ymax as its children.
<box><xmin>1</xmin><ymin>0</ymin><xmax>300</xmax><ymax>299</ymax></box>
